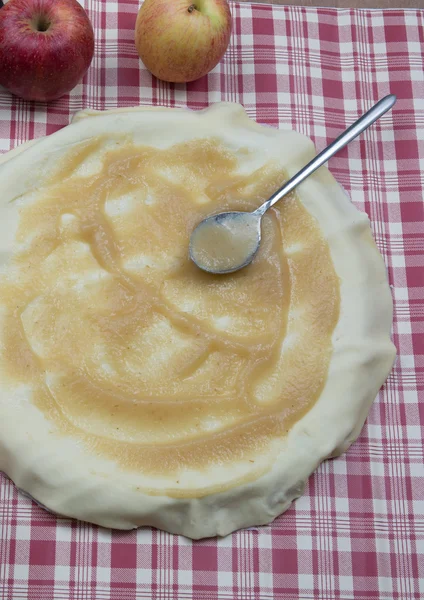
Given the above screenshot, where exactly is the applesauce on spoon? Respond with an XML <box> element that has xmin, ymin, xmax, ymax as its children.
<box><xmin>189</xmin><ymin>211</ymin><xmax>261</xmax><ymax>274</ymax></box>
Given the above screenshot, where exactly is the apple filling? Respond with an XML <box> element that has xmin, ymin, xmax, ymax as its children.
<box><xmin>0</xmin><ymin>136</ymin><xmax>339</xmax><ymax>495</ymax></box>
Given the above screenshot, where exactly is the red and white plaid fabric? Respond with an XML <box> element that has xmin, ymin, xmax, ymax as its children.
<box><xmin>0</xmin><ymin>1</ymin><xmax>423</xmax><ymax>598</ymax></box>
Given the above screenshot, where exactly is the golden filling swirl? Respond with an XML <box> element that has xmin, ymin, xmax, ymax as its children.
<box><xmin>0</xmin><ymin>137</ymin><xmax>339</xmax><ymax>495</ymax></box>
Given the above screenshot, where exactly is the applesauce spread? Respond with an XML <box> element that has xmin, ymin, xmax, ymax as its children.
<box><xmin>0</xmin><ymin>136</ymin><xmax>339</xmax><ymax>496</ymax></box>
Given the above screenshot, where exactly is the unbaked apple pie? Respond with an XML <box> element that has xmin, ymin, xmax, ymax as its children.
<box><xmin>0</xmin><ymin>104</ymin><xmax>395</xmax><ymax>538</ymax></box>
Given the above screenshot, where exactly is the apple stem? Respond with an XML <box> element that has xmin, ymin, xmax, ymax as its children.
<box><xmin>187</xmin><ymin>4</ymin><xmax>196</xmax><ymax>13</ymax></box>
<box><xmin>33</xmin><ymin>14</ymin><xmax>51</xmax><ymax>32</ymax></box>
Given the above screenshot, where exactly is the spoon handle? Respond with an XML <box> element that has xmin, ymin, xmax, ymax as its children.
<box><xmin>255</xmin><ymin>94</ymin><xmax>396</xmax><ymax>216</ymax></box>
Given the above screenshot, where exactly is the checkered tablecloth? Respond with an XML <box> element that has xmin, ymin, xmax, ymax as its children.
<box><xmin>0</xmin><ymin>1</ymin><xmax>423</xmax><ymax>599</ymax></box>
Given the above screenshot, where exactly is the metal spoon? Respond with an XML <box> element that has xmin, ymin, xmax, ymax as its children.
<box><xmin>189</xmin><ymin>94</ymin><xmax>396</xmax><ymax>275</ymax></box>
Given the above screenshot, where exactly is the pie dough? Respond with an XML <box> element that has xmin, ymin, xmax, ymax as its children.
<box><xmin>0</xmin><ymin>104</ymin><xmax>395</xmax><ymax>539</ymax></box>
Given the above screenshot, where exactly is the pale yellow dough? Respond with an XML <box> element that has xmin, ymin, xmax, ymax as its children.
<box><xmin>0</xmin><ymin>104</ymin><xmax>395</xmax><ymax>538</ymax></box>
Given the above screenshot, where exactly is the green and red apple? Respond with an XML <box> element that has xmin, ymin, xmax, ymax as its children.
<box><xmin>135</xmin><ymin>0</ymin><xmax>232</xmax><ymax>83</ymax></box>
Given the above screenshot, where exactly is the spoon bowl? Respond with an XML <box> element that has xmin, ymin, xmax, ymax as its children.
<box><xmin>189</xmin><ymin>211</ymin><xmax>262</xmax><ymax>274</ymax></box>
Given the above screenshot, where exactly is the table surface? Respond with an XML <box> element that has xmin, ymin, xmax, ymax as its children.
<box><xmin>0</xmin><ymin>1</ymin><xmax>423</xmax><ymax>600</ymax></box>
<box><xmin>239</xmin><ymin>0</ymin><xmax>423</xmax><ymax>7</ymax></box>
<box><xmin>5</xmin><ymin>0</ymin><xmax>424</xmax><ymax>9</ymax></box>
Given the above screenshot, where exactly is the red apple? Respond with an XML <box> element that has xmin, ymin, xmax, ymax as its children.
<box><xmin>135</xmin><ymin>0</ymin><xmax>232</xmax><ymax>83</ymax></box>
<box><xmin>0</xmin><ymin>0</ymin><xmax>94</xmax><ymax>102</ymax></box>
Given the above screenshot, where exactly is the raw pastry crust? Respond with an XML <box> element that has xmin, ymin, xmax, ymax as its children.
<box><xmin>0</xmin><ymin>104</ymin><xmax>395</xmax><ymax>538</ymax></box>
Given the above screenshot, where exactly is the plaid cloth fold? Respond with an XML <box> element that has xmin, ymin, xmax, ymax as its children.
<box><xmin>0</xmin><ymin>1</ymin><xmax>423</xmax><ymax>599</ymax></box>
